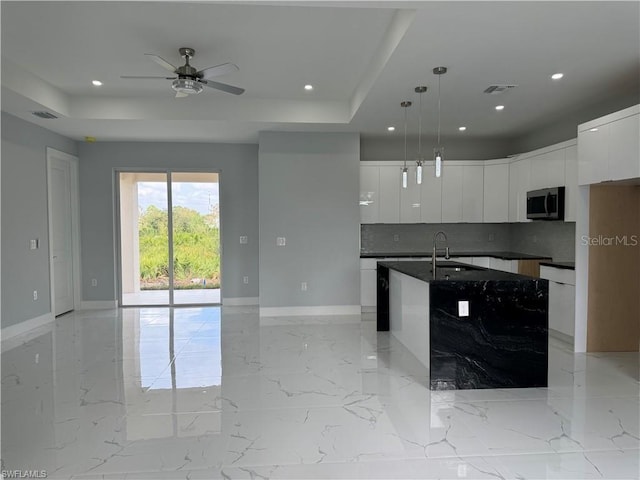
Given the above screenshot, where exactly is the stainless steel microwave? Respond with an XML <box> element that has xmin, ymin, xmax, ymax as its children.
<box><xmin>526</xmin><ymin>187</ymin><xmax>565</xmax><ymax>220</ymax></box>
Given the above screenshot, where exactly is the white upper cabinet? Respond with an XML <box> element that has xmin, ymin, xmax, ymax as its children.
<box><xmin>400</xmin><ymin>166</ymin><xmax>422</xmax><ymax>223</ymax></box>
<box><xmin>359</xmin><ymin>165</ymin><xmax>380</xmax><ymax>223</ymax></box>
<box><xmin>378</xmin><ymin>165</ymin><xmax>401</xmax><ymax>223</ymax></box>
<box><xmin>529</xmin><ymin>149</ymin><xmax>565</xmax><ymax>190</ymax></box>
<box><xmin>508</xmin><ymin>158</ymin><xmax>531</xmax><ymax>222</ymax></box>
<box><xmin>441</xmin><ymin>164</ymin><xmax>464</xmax><ymax>222</ymax></box>
<box><xmin>483</xmin><ymin>162</ymin><xmax>509</xmax><ymax>223</ymax></box>
<box><xmin>462</xmin><ymin>165</ymin><xmax>484</xmax><ymax>222</ymax></box>
<box><xmin>564</xmin><ymin>145</ymin><xmax>578</xmax><ymax>222</ymax></box>
<box><xmin>608</xmin><ymin>112</ymin><xmax>640</xmax><ymax>181</ymax></box>
<box><xmin>578</xmin><ymin>105</ymin><xmax>640</xmax><ymax>185</ymax></box>
<box><xmin>420</xmin><ymin>167</ymin><xmax>442</xmax><ymax>223</ymax></box>
<box><xmin>578</xmin><ymin>123</ymin><xmax>610</xmax><ymax>185</ymax></box>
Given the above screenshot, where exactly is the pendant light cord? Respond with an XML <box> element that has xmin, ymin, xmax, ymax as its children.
<box><xmin>403</xmin><ymin>103</ymin><xmax>408</xmax><ymax>168</ymax></box>
<box><xmin>418</xmin><ymin>91</ymin><xmax>422</xmax><ymax>156</ymax></box>
<box><xmin>437</xmin><ymin>74</ymin><xmax>441</xmax><ymax>146</ymax></box>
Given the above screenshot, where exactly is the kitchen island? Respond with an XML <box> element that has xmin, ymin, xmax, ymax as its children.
<box><xmin>377</xmin><ymin>260</ymin><xmax>548</xmax><ymax>390</ymax></box>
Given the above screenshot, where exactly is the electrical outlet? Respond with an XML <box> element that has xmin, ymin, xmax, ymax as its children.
<box><xmin>240</xmin><ymin>236</ymin><xmax>248</xmax><ymax>244</ymax></box>
<box><xmin>35</xmin><ymin>354</ymin><xmax>39</xmax><ymax>364</ymax></box>
<box><xmin>91</xmin><ymin>278</ymin><xmax>98</xmax><ymax>287</ymax></box>
<box><xmin>243</xmin><ymin>276</ymin><xmax>249</xmax><ymax>284</ymax></box>
<box><xmin>532</xmin><ymin>235</ymin><xmax>538</xmax><ymax>243</ymax></box>
<box><xmin>393</xmin><ymin>234</ymin><xmax>400</xmax><ymax>242</ymax></box>
<box><xmin>277</xmin><ymin>237</ymin><xmax>286</xmax><ymax>246</ymax></box>
<box><xmin>488</xmin><ymin>233</ymin><xmax>495</xmax><ymax>242</ymax></box>
<box><xmin>33</xmin><ymin>290</ymin><xmax>38</xmax><ymax>301</ymax></box>
<box><xmin>458</xmin><ymin>300</ymin><xmax>469</xmax><ymax>317</ymax></box>
<box><xmin>301</xmin><ymin>282</ymin><xmax>307</xmax><ymax>291</ymax></box>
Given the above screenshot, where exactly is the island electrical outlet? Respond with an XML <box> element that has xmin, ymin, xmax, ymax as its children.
<box><xmin>458</xmin><ymin>300</ymin><xmax>469</xmax><ymax>317</ymax></box>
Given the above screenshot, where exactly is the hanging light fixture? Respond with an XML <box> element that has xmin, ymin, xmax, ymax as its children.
<box><xmin>401</xmin><ymin>100</ymin><xmax>412</xmax><ymax>189</ymax></box>
<box><xmin>433</xmin><ymin>66</ymin><xmax>447</xmax><ymax>178</ymax></box>
<box><xmin>414</xmin><ymin>86</ymin><xmax>427</xmax><ymax>184</ymax></box>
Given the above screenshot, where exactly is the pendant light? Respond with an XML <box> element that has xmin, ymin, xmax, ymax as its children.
<box><xmin>401</xmin><ymin>100</ymin><xmax>412</xmax><ymax>189</ymax></box>
<box><xmin>433</xmin><ymin>66</ymin><xmax>447</xmax><ymax>178</ymax></box>
<box><xmin>414</xmin><ymin>86</ymin><xmax>427</xmax><ymax>184</ymax></box>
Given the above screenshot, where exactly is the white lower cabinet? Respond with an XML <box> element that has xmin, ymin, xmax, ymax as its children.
<box><xmin>489</xmin><ymin>257</ymin><xmax>517</xmax><ymax>273</ymax></box>
<box><xmin>540</xmin><ymin>265</ymin><xmax>576</xmax><ymax>339</ymax></box>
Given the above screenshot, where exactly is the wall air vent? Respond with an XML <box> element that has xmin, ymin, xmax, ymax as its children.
<box><xmin>31</xmin><ymin>111</ymin><xmax>58</xmax><ymax>119</ymax></box>
<box><xmin>483</xmin><ymin>85</ymin><xmax>518</xmax><ymax>95</ymax></box>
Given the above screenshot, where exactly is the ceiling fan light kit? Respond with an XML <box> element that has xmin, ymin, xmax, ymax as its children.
<box><xmin>122</xmin><ymin>47</ymin><xmax>244</xmax><ymax>97</ymax></box>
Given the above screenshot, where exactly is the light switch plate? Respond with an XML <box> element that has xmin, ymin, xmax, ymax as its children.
<box><xmin>240</xmin><ymin>236</ymin><xmax>248</xmax><ymax>244</ymax></box>
<box><xmin>30</xmin><ymin>239</ymin><xmax>39</xmax><ymax>250</ymax></box>
<box><xmin>276</xmin><ymin>237</ymin><xmax>286</xmax><ymax>246</ymax></box>
<box><xmin>458</xmin><ymin>300</ymin><xmax>469</xmax><ymax>317</ymax></box>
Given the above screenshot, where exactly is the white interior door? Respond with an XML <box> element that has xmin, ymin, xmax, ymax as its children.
<box><xmin>49</xmin><ymin>155</ymin><xmax>74</xmax><ymax>316</ymax></box>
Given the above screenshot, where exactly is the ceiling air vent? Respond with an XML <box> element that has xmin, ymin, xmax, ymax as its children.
<box><xmin>483</xmin><ymin>84</ymin><xmax>518</xmax><ymax>95</ymax></box>
<box><xmin>31</xmin><ymin>111</ymin><xmax>58</xmax><ymax>119</ymax></box>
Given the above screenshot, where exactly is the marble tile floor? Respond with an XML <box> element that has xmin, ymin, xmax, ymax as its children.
<box><xmin>1</xmin><ymin>306</ymin><xmax>638</xmax><ymax>479</ymax></box>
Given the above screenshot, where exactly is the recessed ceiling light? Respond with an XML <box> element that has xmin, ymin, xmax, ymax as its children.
<box><xmin>387</xmin><ymin>126</ymin><xmax>396</xmax><ymax>132</ymax></box>
<box><xmin>92</xmin><ymin>80</ymin><xmax>103</xmax><ymax>86</ymax></box>
<box><xmin>551</xmin><ymin>73</ymin><xmax>564</xmax><ymax>80</ymax></box>
<box><xmin>304</xmin><ymin>84</ymin><xmax>313</xmax><ymax>91</ymax></box>
<box><xmin>495</xmin><ymin>105</ymin><xmax>505</xmax><ymax>111</ymax></box>
<box><xmin>459</xmin><ymin>126</ymin><xmax>467</xmax><ymax>132</ymax></box>
<box><xmin>589</xmin><ymin>128</ymin><xmax>599</xmax><ymax>132</ymax></box>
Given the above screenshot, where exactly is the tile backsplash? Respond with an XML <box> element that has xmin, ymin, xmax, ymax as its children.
<box><xmin>361</xmin><ymin>222</ymin><xmax>576</xmax><ymax>261</ymax></box>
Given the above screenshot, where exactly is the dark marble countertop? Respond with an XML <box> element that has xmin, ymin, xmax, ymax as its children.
<box><xmin>539</xmin><ymin>261</ymin><xmax>575</xmax><ymax>270</ymax></box>
<box><xmin>379</xmin><ymin>260</ymin><xmax>544</xmax><ymax>283</ymax></box>
<box><xmin>361</xmin><ymin>251</ymin><xmax>552</xmax><ymax>261</ymax></box>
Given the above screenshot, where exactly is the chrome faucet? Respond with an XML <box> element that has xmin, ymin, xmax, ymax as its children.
<box><xmin>432</xmin><ymin>231</ymin><xmax>450</xmax><ymax>276</ymax></box>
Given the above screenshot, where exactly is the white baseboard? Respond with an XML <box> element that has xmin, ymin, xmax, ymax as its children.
<box><xmin>223</xmin><ymin>297</ymin><xmax>259</xmax><ymax>306</ymax></box>
<box><xmin>80</xmin><ymin>300</ymin><xmax>118</xmax><ymax>310</ymax></box>
<box><xmin>1</xmin><ymin>312</ymin><xmax>54</xmax><ymax>343</ymax></box>
<box><xmin>259</xmin><ymin>305</ymin><xmax>361</xmax><ymax>317</ymax></box>
<box><xmin>361</xmin><ymin>306</ymin><xmax>377</xmax><ymax>313</ymax></box>
<box><xmin>549</xmin><ymin>328</ymin><xmax>573</xmax><ymax>345</ymax></box>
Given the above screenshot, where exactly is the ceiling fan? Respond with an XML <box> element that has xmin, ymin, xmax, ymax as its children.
<box><xmin>121</xmin><ymin>47</ymin><xmax>245</xmax><ymax>97</ymax></box>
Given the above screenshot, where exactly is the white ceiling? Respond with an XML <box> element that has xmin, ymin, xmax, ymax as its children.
<box><xmin>2</xmin><ymin>1</ymin><xmax>639</xmax><ymax>144</ymax></box>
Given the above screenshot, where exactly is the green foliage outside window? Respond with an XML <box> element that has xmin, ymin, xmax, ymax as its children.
<box><xmin>138</xmin><ymin>205</ymin><xmax>220</xmax><ymax>289</ymax></box>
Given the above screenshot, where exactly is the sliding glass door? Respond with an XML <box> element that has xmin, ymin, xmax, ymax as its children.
<box><xmin>118</xmin><ymin>171</ymin><xmax>221</xmax><ymax>306</ymax></box>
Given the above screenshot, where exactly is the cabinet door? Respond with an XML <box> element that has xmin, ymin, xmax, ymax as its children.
<box><xmin>420</xmin><ymin>170</ymin><xmax>442</xmax><ymax>223</ymax></box>
<box><xmin>360</xmin><ymin>268</ymin><xmax>377</xmax><ymax>307</ymax></box>
<box><xmin>378</xmin><ymin>166</ymin><xmax>401</xmax><ymax>223</ymax></box>
<box><xmin>483</xmin><ymin>163</ymin><xmax>509</xmax><ymax>222</ymax></box>
<box><xmin>549</xmin><ymin>281</ymin><xmax>575</xmax><ymax>338</ymax></box>
<box><xmin>578</xmin><ymin>124</ymin><xmax>609</xmax><ymax>185</ymax></box>
<box><xmin>360</xmin><ymin>166</ymin><xmax>380</xmax><ymax>223</ymax></box>
<box><xmin>509</xmin><ymin>159</ymin><xmax>531</xmax><ymax>222</ymax></box>
<box><xmin>462</xmin><ymin>165</ymin><xmax>484</xmax><ymax>222</ymax></box>
<box><xmin>441</xmin><ymin>164</ymin><xmax>463</xmax><ymax>222</ymax></box>
<box><xmin>489</xmin><ymin>257</ymin><xmax>513</xmax><ymax>272</ymax></box>
<box><xmin>608</xmin><ymin>114</ymin><xmax>640</xmax><ymax>181</ymax></box>
<box><xmin>400</xmin><ymin>166</ymin><xmax>422</xmax><ymax>223</ymax></box>
<box><xmin>564</xmin><ymin>146</ymin><xmax>578</xmax><ymax>222</ymax></box>
<box><xmin>530</xmin><ymin>150</ymin><xmax>565</xmax><ymax>190</ymax></box>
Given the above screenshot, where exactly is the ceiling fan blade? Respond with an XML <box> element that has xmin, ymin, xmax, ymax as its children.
<box><xmin>144</xmin><ymin>53</ymin><xmax>178</xmax><ymax>73</ymax></box>
<box><xmin>197</xmin><ymin>62</ymin><xmax>239</xmax><ymax>80</ymax></box>
<box><xmin>175</xmin><ymin>91</ymin><xmax>189</xmax><ymax>98</ymax></box>
<box><xmin>200</xmin><ymin>79</ymin><xmax>245</xmax><ymax>95</ymax></box>
<box><xmin>120</xmin><ymin>75</ymin><xmax>177</xmax><ymax>79</ymax></box>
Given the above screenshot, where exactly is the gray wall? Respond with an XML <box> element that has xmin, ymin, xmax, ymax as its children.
<box><xmin>77</xmin><ymin>141</ymin><xmax>259</xmax><ymax>302</ymax></box>
<box><xmin>259</xmin><ymin>132</ymin><xmax>360</xmax><ymax>308</ymax></box>
<box><xmin>361</xmin><ymin>134</ymin><xmax>518</xmax><ymax>161</ymax></box>
<box><xmin>1</xmin><ymin>112</ymin><xmax>78</xmax><ymax>328</ymax></box>
<box><xmin>361</xmin><ymin>221</ymin><xmax>576</xmax><ymax>262</ymax></box>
